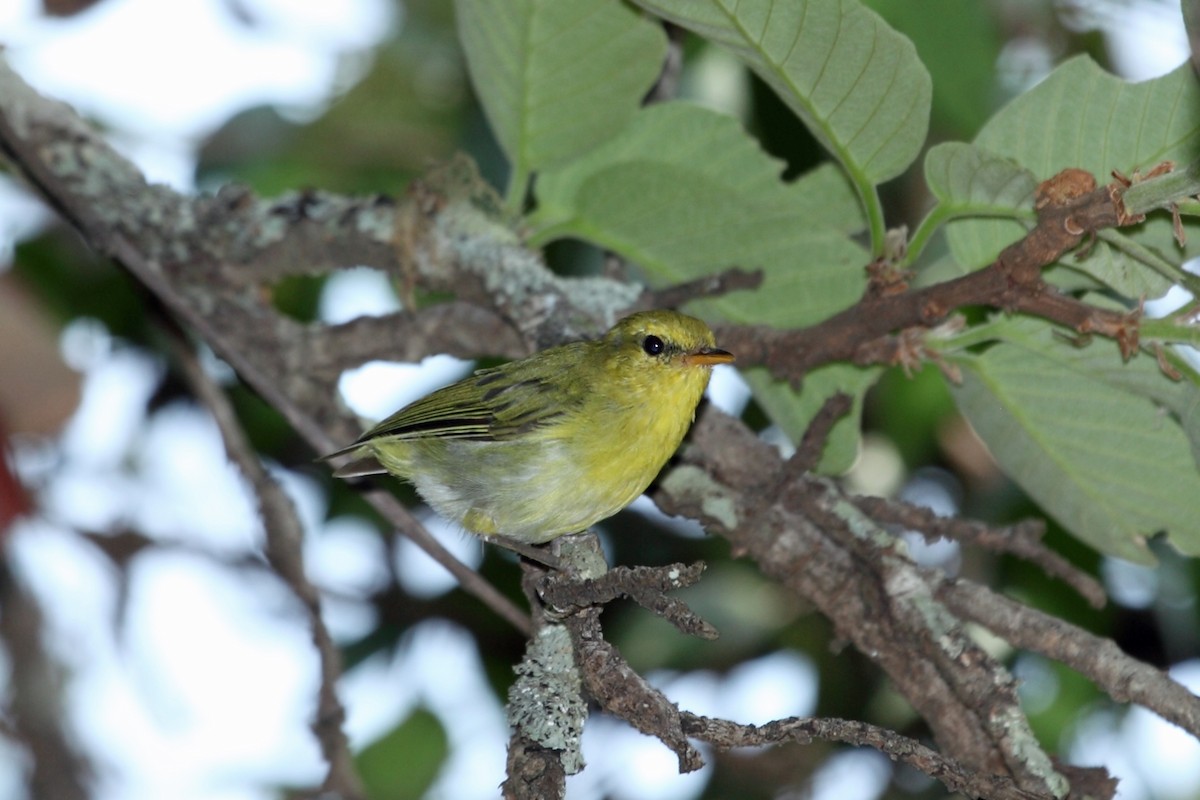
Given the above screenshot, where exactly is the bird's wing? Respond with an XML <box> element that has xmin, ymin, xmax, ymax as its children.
<box><xmin>353</xmin><ymin>345</ymin><xmax>587</xmax><ymax>444</ymax></box>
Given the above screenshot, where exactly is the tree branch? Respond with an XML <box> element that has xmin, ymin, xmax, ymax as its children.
<box><xmin>935</xmin><ymin>574</ymin><xmax>1200</xmax><ymax>740</ymax></box>
<box><xmin>681</xmin><ymin>713</ymin><xmax>1050</xmax><ymax>800</ymax></box>
<box><xmin>715</xmin><ymin>170</ymin><xmax>1143</xmax><ymax>384</ymax></box>
<box><xmin>852</xmin><ymin>497</ymin><xmax>1106</xmax><ymax>609</ymax></box>
<box><xmin>538</xmin><ymin>560</ymin><xmax>718</xmax><ymax>640</ymax></box>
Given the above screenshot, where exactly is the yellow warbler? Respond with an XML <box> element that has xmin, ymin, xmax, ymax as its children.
<box><xmin>327</xmin><ymin>310</ymin><xmax>733</xmax><ymax>545</ymax></box>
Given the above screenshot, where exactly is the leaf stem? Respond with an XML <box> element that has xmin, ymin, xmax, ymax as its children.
<box><xmin>1139</xmin><ymin>317</ymin><xmax>1200</xmax><ymax>348</ymax></box>
<box><xmin>863</xmin><ymin>184</ymin><xmax>886</xmax><ymax>256</ymax></box>
<box><xmin>904</xmin><ymin>204</ymin><xmax>953</xmax><ymax>266</ymax></box>
<box><xmin>1123</xmin><ymin>158</ymin><xmax>1200</xmax><ymax>216</ymax></box>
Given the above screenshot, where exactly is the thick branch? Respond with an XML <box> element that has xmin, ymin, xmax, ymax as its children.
<box><xmin>935</xmin><ymin>575</ymin><xmax>1200</xmax><ymax>740</ymax></box>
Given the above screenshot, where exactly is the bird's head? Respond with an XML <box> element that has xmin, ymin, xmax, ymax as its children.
<box><xmin>600</xmin><ymin>310</ymin><xmax>734</xmax><ymax>389</ymax></box>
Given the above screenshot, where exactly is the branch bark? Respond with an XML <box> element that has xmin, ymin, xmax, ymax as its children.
<box><xmin>716</xmin><ymin>170</ymin><xmax>1141</xmax><ymax>382</ymax></box>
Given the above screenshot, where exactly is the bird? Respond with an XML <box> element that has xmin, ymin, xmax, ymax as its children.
<box><xmin>326</xmin><ymin>309</ymin><xmax>734</xmax><ymax>549</ymax></box>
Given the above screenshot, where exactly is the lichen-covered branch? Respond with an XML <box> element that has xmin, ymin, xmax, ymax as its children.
<box><xmin>935</xmin><ymin>574</ymin><xmax>1200</xmax><ymax>740</ymax></box>
<box><xmin>681</xmin><ymin>714</ymin><xmax>1050</xmax><ymax>800</ymax></box>
<box><xmin>852</xmin><ymin>497</ymin><xmax>1106</xmax><ymax>609</ymax></box>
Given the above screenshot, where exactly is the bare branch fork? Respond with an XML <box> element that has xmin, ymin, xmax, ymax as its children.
<box><xmin>3</xmin><ymin>58</ymin><xmax>1199</xmax><ymax>800</ymax></box>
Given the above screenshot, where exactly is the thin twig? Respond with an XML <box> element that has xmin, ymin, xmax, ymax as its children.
<box><xmin>715</xmin><ymin>170</ymin><xmax>1141</xmax><ymax>383</ymax></box>
<box><xmin>635</xmin><ymin>266</ymin><xmax>764</xmax><ymax>311</ymax></box>
<box><xmin>363</xmin><ymin>489</ymin><xmax>533</xmax><ymax>636</ymax></box>
<box><xmin>854</xmin><ymin>497</ymin><xmax>1107</xmax><ymax>609</ymax></box>
<box><xmin>167</xmin><ymin>327</ymin><xmax>364</xmax><ymax>800</ymax></box>
<box><xmin>538</xmin><ymin>561</ymin><xmax>718</xmax><ymax>639</ymax></box>
<box><xmin>787</xmin><ymin>392</ymin><xmax>853</xmax><ymax>476</ymax></box>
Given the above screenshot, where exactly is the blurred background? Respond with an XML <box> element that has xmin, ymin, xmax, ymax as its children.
<box><xmin>0</xmin><ymin>0</ymin><xmax>1198</xmax><ymax>798</ymax></box>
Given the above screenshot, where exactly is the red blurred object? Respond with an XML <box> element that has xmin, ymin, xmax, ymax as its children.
<box><xmin>0</xmin><ymin>273</ymin><xmax>81</xmax><ymax>438</ymax></box>
<box><xmin>0</xmin><ymin>272</ymin><xmax>80</xmax><ymax>540</ymax></box>
<box><xmin>0</xmin><ymin>423</ymin><xmax>33</xmax><ymax>539</ymax></box>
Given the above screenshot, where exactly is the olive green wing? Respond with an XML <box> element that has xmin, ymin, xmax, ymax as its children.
<box><xmin>353</xmin><ymin>342</ymin><xmax>591</xmax><ymax>445</ymax></box>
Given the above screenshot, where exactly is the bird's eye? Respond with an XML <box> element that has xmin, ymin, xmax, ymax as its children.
<box><xmin>642</xmin><ymin>335</ymin><xmax>665</xmax><ymax>356</ymax></box>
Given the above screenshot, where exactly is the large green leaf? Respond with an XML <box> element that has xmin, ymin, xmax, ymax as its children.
<box><xmin>974</xmin><ymin>315</ymin><xmax>1200</xmax><ymax>468</ymax></box>
<box><xmin>950</xmin><ymin>341</ymin><xmax>1200</xmax><ymax>564</ymax></box>
<box><xmin>863</xmin><ymin>0</ymin><xmax>1002</xmax><ymax>138</ymax></box>
<box><xmin>532</xmin><ymin>101</ymin><xmax>864</xmax><ymax>237</ymax></box>
<box><xmin>532</xmin><ymin>102</ymin><xmax>866</xmax><ymax>321</ymax></box>
<box><xmin>945</xmin><ymin>57</ymin><xmax>1200</xmax><ymax>298</ymax></box>
<box><xmin>454</xmin><ymin>0</ymin><xmax>666</xmax><ymax>198</ymax></box>
<box><xmin>532</xmin><ymin>101</ymin><xmax>871</xmax><ymax>470</ymax></box>
<box><xmin>632</xmin><ymin>0</ymin><xmax>931</xmax><ymax>246</ymax></box>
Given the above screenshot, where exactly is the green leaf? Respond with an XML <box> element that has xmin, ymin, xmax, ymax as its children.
<box><xmin>532</xmin><ymin>101</ymin><xmax>870</xmax><ymax>469</ymax></box>
<box><xmin>945</xmin><ymin>57</ymin><xmax>1200</xmax><ymax>298</ymax></box>
<box><xmin>950</xmin><ymin>341</ymin><xmax>1200</xmax><ymax>564</ymax></box>
<box><xmin>913</xmin><ymin>142</ymin><xmax>1038</xmax><ymax>264</ymax></box>
<box><xmin>979</xmin><ymin>57</ymin><xmax>1200</xmax><ymax>180</ymax></box>
<box><xmin>533</xmin><ymin>102</ymin><xmax>867</xmax><ymax>321</ymax></box>
<box><xmin>533</xmin><ymin>101</ymin><xmax>864</xmax><ymax>236</ymax></box>
<box><xmin>357</xmin><ymin>706</ymin><xmax>448</xmax><ymax>800</ymax></box>
<box><xmin>862</xmin><ymin>0</ymin><xmax>1002</xmax><ymax>138</ymax></box>
<box><xmin>988</xmin><ymin>316</ymin><xmax>1200</xmax><ymax>418</ymax></box>
<box><xmin>454</xmin><ymin>0</ymin><xmax>666</xmax><ymax>200</ymax></box>
<box><xmin>924</xmin><ymin>142</ymin><xmax>1038</xmax><ymax>219</ymax></box>
<box><xmin>787</xmin><ymin>161</ymin><xmax>869</xmax><ymax>236</ymax></box>
<box><xmin>631</xmin><ymin>0</ymin><xmax>931</xmax><ymax>248</ymax></box>
<box><xmin>971</xmin><ymin>314</ymin><xmax>1200</xmax><ymax>470</ymax></box>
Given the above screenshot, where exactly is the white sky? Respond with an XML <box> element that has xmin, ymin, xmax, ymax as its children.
<box><xmin>0</xmin><ymin>1</ymin><xmax>1196</xmax><ymax>799</ymax></box>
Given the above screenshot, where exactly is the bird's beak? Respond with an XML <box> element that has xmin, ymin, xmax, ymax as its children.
<box><xmin>682</xmin><ymin>347</ymin><xmax>735</xmax><ymax>367</ymax></box>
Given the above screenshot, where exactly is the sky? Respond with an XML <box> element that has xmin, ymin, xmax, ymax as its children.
<box><xmin>0</xmin><ymin>1</ymin><xmax>1197</xmax><ymax>800</ymax></box>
